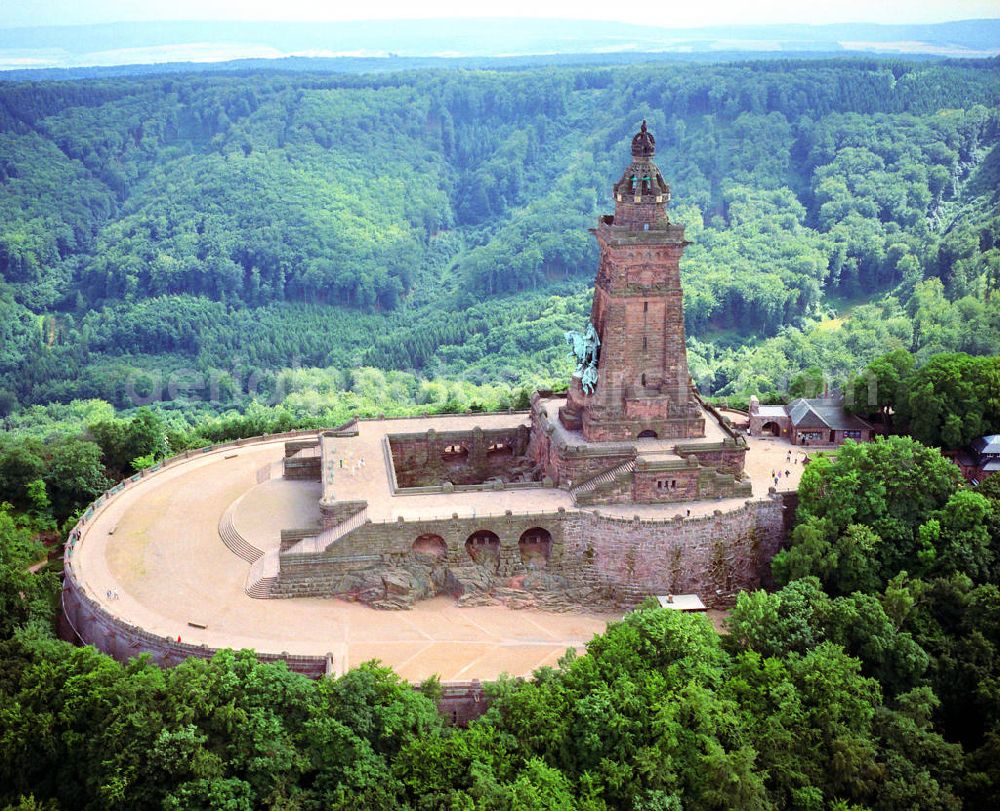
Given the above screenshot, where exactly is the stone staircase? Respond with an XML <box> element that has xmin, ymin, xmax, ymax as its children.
<box><xmin>571</xmin><ymin>460</ymin><xmax>636</xmax><ymax>502</ymax></box>
<box><xmin>219</xmin><ymin>496</ymin><xmax>280</xmax><ymax>598</ymax></box>
<box><xmin>218</xmin><ymin>497</ymin><xmax>264</xmax><ymax>564</ymax></box>
<box><xmin>285</xmin><ymin>508</ymin><xmax>369</xmax><ymax>556</ymax></box>
<box><xmin>245</xmin><ymin>549</ymin><xmax>279</xmax><ymax>598</ymax></box>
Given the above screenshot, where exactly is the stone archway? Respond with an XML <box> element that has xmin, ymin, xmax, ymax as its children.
<box><xmin>518</xmin><ymin>527</ymin><xmax>552</xmax><ymax>567</ymax></box>
<box><xmin>441</xmin><ymin>444</ymin><xmax>469</xmax><ymax>462</ymax></box>
<box><xmin>413</xmin><ymin>533</ymin><xmax>447</xmax><ymax>561</ymax></box>
<box><xmin>761</xmin><ymin>421</ymin><xmax>781</xmax><ymax>437</ymax></box>
<box><xmin>465</xmin><ymin>530</ymin><xmax>500</xmax><ymax>570</ymax></box>
<box><xmin>638</xmin><ymin>429</ymin><xmax>658</xmax><ymax>439</ymax></box>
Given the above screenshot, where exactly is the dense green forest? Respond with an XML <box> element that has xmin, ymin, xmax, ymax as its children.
<box><xmin>3</xmin><ymin>433</ymin><xmax>1000</xmax><ymax>809</ymax></box>
<box><xmin>1</xmin><ymin>58</ymin><xmax>999</xmax><ymax>417</ymax></box>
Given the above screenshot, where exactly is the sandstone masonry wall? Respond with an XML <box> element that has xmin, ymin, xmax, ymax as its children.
<box><xmin>563</xmin><ymin>498</ymin><xmax>786</xmax><ymax>605</ymax></box>
<box><xmin>61</xmin><ymin>577</ymin><xmax>330</xmax><ymax>676</ymax></box>
<box><xmin>61</xmin><ymin>430</ymin><xmax>332</xmax><ymax>671</ymax></box>
<box><xmin>389</xmin><ymin>425</ymin><xmax>535</xmax><ymax>487</ymax></box>
<box><xmin>272</xmin><ymin>496</ymin><xmax>788</xmax><ymax>608</ymax></box>
<box><xmin>675</xmin><ymin>444</ymin><xmax>747</xmax><ymax>475</ymax></box>
<box><xmin>273</xmin><ymin>511</ymin><xmax>571</xmax><ymax>599</ymax></box>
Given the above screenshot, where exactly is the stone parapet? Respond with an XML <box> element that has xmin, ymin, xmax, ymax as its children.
<box><xmin>673</xmin><ymin>441</ymin><xmax>747</xmax><ymax>475</ymax></box>
<box><xmin>284</xmin><ymin>439</ymin><xmax>320</xmax><ymax>458</ymax></box>
<box><xmin>62</xmin><ymin>562</ymin><xmax>330</xmax><ymax>677</ymax></box>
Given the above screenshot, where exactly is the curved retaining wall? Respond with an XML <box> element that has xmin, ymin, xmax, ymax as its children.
<box><xmin>62</xmin><ymin>430</ymin><xmax>331</xmax><ymax>676</ymax></box>
<box><xmin>61</xmin><ymin>578</ymin><xmax>488</xmax><ymax>721</ymax></box>
<box><xmin>61</xmin><ymin>575</ymin><xmax>331</xmax><ymax>676</ymax></box>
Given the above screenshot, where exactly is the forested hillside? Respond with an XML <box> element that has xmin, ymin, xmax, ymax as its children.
<box><xmin>1</xmin><ymin>58</ymin><xmax>999</xmax><ymax>417</ymax></box>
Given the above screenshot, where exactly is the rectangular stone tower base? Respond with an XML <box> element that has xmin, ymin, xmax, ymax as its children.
<box><xmin>559</xmin><ymin>378</ymin><xmax>706</xmax><ymax>441</ymax></box>
<box><xmin>581</xmin><ymin>412</ymin><xmax>706</xmax><ymax>442</ymax></box>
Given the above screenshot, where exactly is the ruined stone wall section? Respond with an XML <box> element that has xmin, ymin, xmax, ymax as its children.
<box><xmin>389</xmin><ymin>425</ymin><xmax>535</xmax><ymax>487</ymax></box>
<box><xmin>527</xmin><ymin>405</ymin><xmax>559</xmax><ymax>482</ymax></box>
<box><xmin>273</xmin><ymin>497</ymin><xmax>787</xmax><ymax>607</ymax></box>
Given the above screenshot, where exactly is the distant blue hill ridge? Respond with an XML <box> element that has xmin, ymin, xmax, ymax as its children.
<box><xmin>0</xmin><ymin>17</ymin><xmax>998</xmax><ymax>76</ymax></box>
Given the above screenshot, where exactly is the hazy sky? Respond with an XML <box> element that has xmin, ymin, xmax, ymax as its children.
<box><xmin>2</xmin><ymin>0</ymin><xmax>998</xmax><ymax>29</ymax></box>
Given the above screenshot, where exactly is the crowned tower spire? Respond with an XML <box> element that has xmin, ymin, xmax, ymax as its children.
<box><xmin>611</xmin><ymin>119</ymin><xmax>672</xmax><ymax>229</ymax></box>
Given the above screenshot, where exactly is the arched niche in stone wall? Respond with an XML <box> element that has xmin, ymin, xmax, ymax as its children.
<box><xmin>518</xmin><ymin>527</ymin><xmax>552</xmax><ymax>567</ymax></box>
<box><xmin>413</xmin><ymin>533</ymin><xmax>448</xmax><ymax>561</ymax></box>
<box><xmin>441</xmin><ymin>443</ymin><xmax>469</xmax><ymax>462</ymax></box>
<box><xmin>465</xmin><ymin>529</ymin><xmax>500</xmax><ymax>570</ymax></box>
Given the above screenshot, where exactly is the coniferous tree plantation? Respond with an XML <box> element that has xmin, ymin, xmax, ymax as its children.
<box><xmin>2</xmin><ymin>55</ymin><xmax>1000</xmax><ymax>809</ymax></box>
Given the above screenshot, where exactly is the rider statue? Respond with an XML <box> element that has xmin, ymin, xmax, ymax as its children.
<box><xmin>564</xmin><ymin>322</ymin><xmax>601</xmax><ymax>395</ymax></box>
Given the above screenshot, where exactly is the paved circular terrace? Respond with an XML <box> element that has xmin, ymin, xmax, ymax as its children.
<box><xmin>68</xmin><ymin>415</ymin><xmax>804</xmax><ymax>682</ymax></box>
<box><xmin>70</xmin><ymin>437</ymin><xmax>621</xmax><ymax>681</ymax></box>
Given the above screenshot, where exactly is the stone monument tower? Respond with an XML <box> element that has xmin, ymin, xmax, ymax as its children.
<box><xmin>559</xmin><ymin>121</ymin><xmax>705</xmax><ymax>441</ymax></box>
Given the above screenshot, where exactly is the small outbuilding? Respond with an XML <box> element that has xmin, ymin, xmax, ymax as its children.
<box><xmin>749</xmin><ymin>395</ymin><xmax>875</xmax><ymax>447</ymax></box>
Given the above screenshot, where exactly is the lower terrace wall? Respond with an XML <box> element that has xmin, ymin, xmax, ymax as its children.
<box><xmin>60</xmin><ymin>429</ymin><xmax>336</xmax><ymax>676</ymax></box>
<box><xmin>62</xmin><ymin>570</ymin><xmax>492</xmax><ymax>723</ymax></box>
<box><xmin>274</xmin><ymin>511</ymin><xmax>570</xmax><ymax>603</ymax></box>
<box><xmin>564</xmin><ymin>499</ymin><xmax>786</xmax><ymax>604</ymax></box>
<box><xmin>273</xmin><ymin>496</ymin><xmax>788</xmax><ymax>608</ymax></box>
<box><xmin>62</xmin><ymin>572</ymin><xmax>330</xmax><ymax>677</ymax></box>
